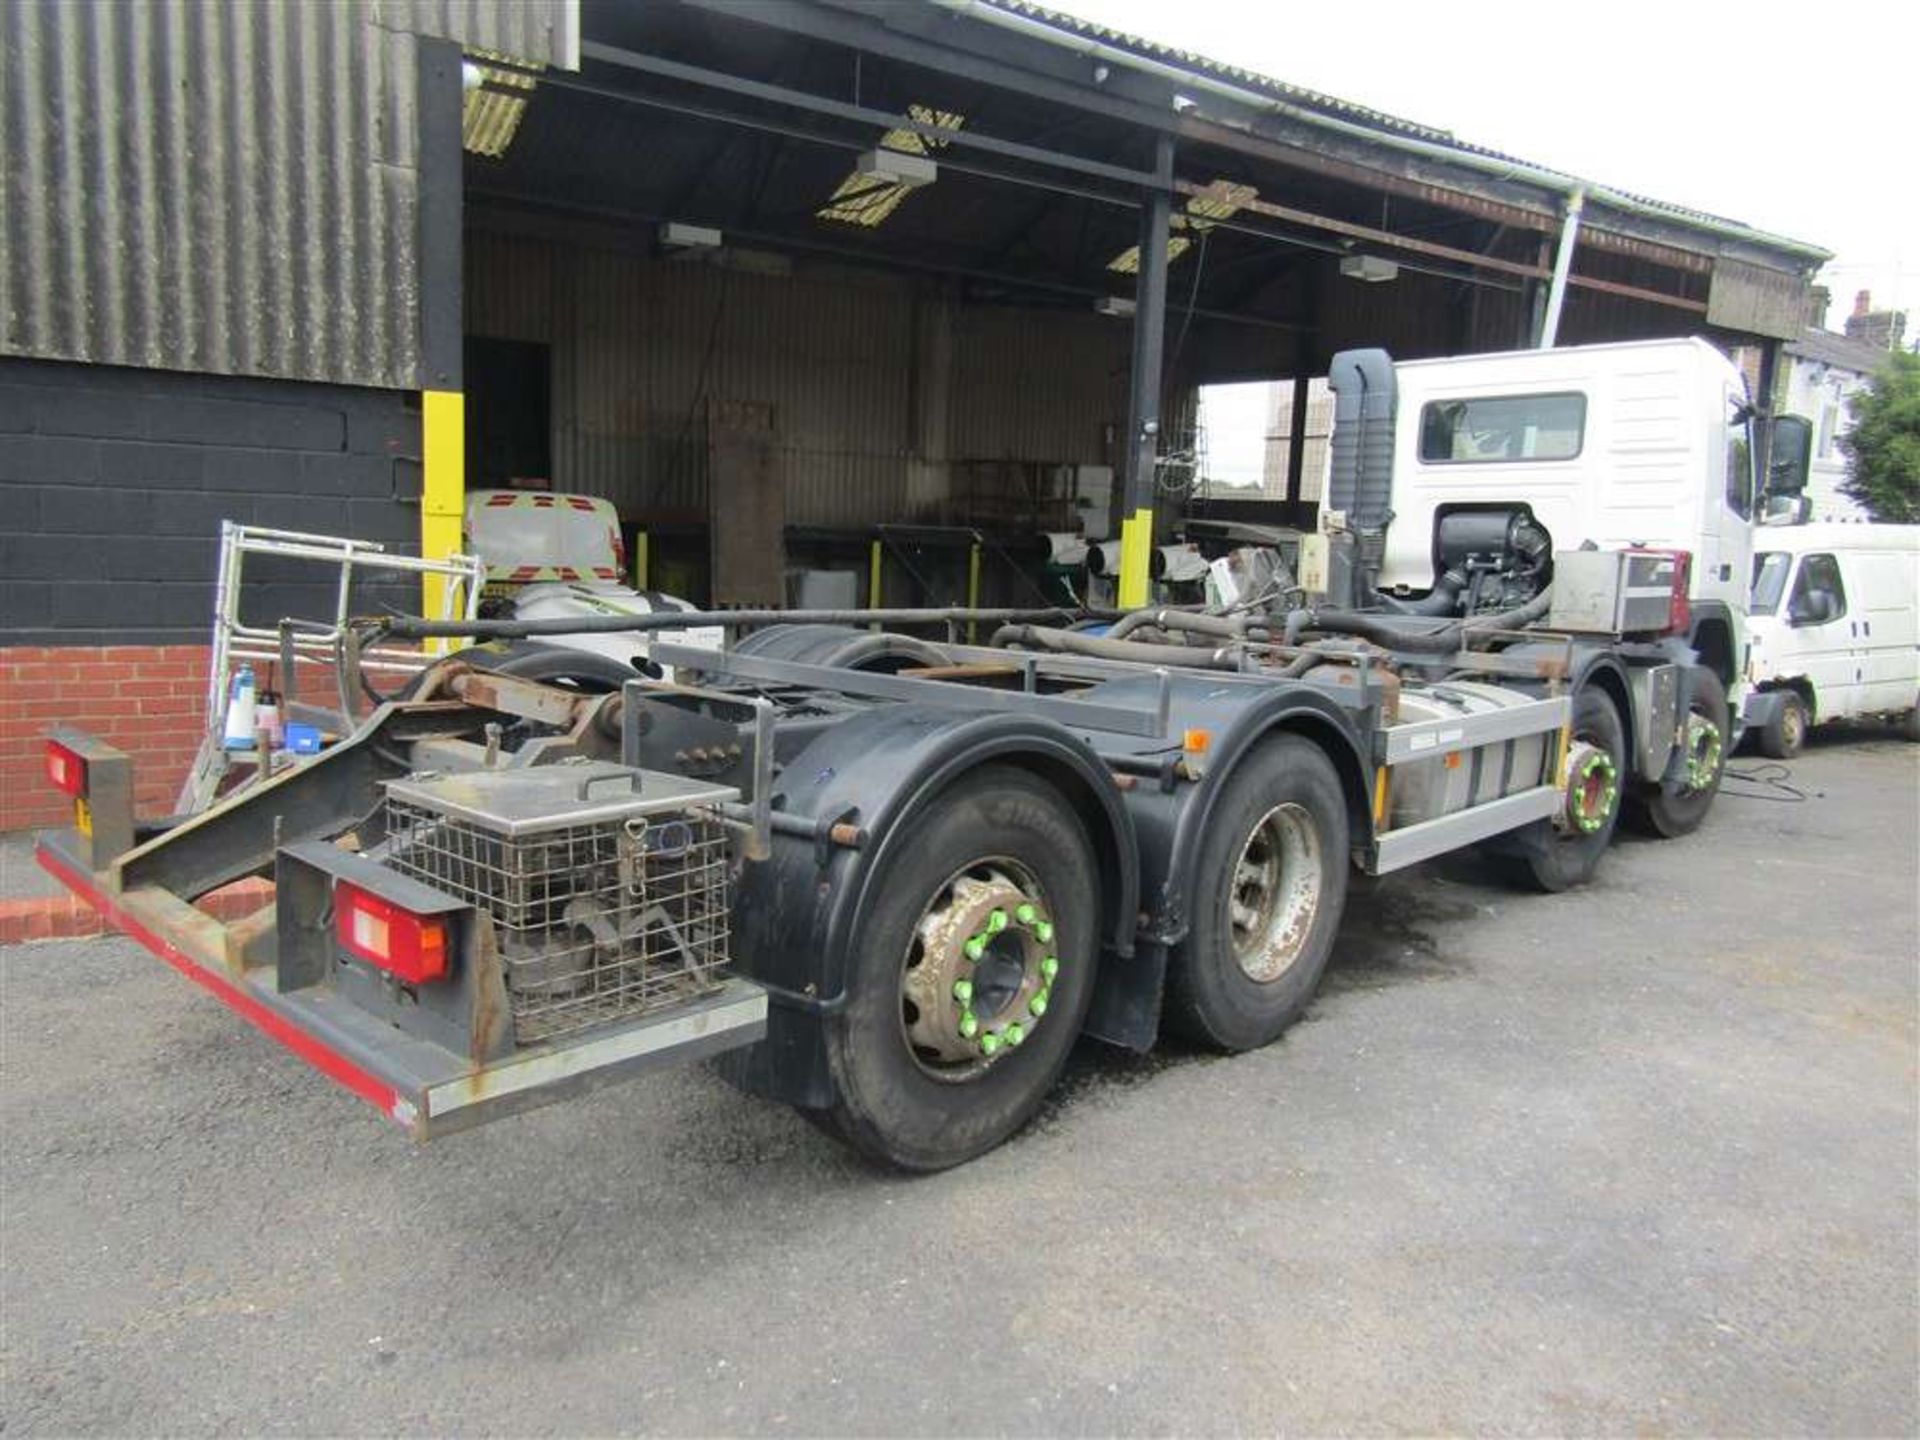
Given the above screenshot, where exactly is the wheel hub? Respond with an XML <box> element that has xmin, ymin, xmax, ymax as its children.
<box><xmin>1559</xmin><ymin>742</ymin><xmax>1618</xmax><ymax>834</ymax></box>
<box><xmin>1682</xmin><ymin>714</ymin><xmax>1723</xmax><ymax>793</ymax></box>
<box><xmin>1229</xmin><ymin>803</ymin><xmax>1322</xmax><ymax>983</ymax></box>
<box><xmin>901</xmin><ymin>868</ymin><xmax>1058</xmax><ymax>1072</ymax></box>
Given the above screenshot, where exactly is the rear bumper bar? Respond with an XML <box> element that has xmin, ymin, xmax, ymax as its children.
<box><xmin>35</xmin><ymin>830</ymin><xmax>766</xmax><ymax>1138</ymax></box>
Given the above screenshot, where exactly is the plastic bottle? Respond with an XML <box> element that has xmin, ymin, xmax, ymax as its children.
<box><xmin>221</xmin><ymin>663</ymin><xmax>258</xmax><ymax>751</ymax></box>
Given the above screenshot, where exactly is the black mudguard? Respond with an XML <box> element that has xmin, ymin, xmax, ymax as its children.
<box><xmin>713</xmin><ymin>705</ymin><xmax>1139</xmax><ymax>1108</ymax></box>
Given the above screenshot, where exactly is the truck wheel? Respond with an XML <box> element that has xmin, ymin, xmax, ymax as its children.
<box><xmin>1624</xmin><ymin>668</ymin><xmax>1729</xmax><ymax>838</ymax></box>
<box><xmin>1165</xmin><ymin>736</ymin><xmax>1349</xmax><ymax>1053</ymax></box>
<box><xmin>1501</xmin><ymin>686</ymin><xmax>1627</xmax><ymax>893</ymax></box>
<box><xmin>1756</xmin><ymin>691</ymin><xmax>1808</xmax><ymax>759</ymax></box>
<box><xmin>821</xmin><ymin>765</ymin><xmax>1098</xmax><ymax>1171</ymax></box>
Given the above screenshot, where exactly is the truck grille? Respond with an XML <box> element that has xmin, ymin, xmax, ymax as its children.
<box><xmin>380</xmin><ymin>769</ymin><xmax>733</xmax><ymax>1047</ymax></box>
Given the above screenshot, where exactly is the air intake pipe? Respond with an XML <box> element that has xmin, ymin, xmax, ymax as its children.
<box><xmin>1326</xmin><ymin>348</ymin><xmax>1399</xmax><ymax>608</ymax></box>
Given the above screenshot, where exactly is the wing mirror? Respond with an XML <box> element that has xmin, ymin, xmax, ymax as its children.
<box><xmin>1767</xmin><ymin>414</ymin><xmax>1813</xmax><ymax>497</ymax></box>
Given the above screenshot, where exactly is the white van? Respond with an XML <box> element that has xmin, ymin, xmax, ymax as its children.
<box><xmin>1743</xmin><ymin>523</ymin><xmax>1920</xmax><ymax>756</ymax></box>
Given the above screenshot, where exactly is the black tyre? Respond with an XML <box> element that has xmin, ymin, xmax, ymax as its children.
<box><xmin>1501</xmin><ymin>685</ymin><xmax>1627</xmax><ymax>893</ymax></box>
<box><xmin>1165</xmin><ymin>736</ymin><xmax>1350</xmax><ymax>1052</ymax></box>
<box><xmin>1624</xmin><ymin>667</ymin><xmax>1729</xmax><ymax>839</ymax></box>
<box><xmin>1755</xmin><ymin>690</ymin><xmax>1808</xmax><ymax>760</ymax></box>
<box><xmin>820</xmin><ymin>765</ymin><xmax>1098</xmax><ymax>1171</ymax></box>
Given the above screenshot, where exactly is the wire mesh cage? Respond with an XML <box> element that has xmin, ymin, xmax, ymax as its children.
<box><xmin>380</xmin><ymin>767</ymin><xmax>736</xmax><ymax>1047</ymax></box>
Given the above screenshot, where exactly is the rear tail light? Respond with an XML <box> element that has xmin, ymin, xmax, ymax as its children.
<box><xmin>45</xmin><ymin>740</ymin><xmax>86</xmax><ymax>797</ymax></box>
<box><xmin>334</xmin><ymin>882</ymin><xmax>450</xmax><ymax>983</ymax></box>
<box><xmin>1663</xmin><ymin>549</ymin><xmax>1692</xmax><ymax>636</ymax></box>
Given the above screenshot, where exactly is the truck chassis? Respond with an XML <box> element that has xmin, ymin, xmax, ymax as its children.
<box><xmin>36</xmin><ymin>600</ymin><xmax>1722</xmax><ymax>1170</ymax></box>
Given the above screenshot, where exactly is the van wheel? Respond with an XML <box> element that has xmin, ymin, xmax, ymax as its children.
<box><xmin>1166</xmin><ymin>736</ymin><xmax>1349</xmax><ymax>1052</ymax></box>
<box><xmin>1903</xmin><ymin>704</ymin><xmax>1919</xmax><ymax>743</ymax></box>
<box><xmin>1496</xmin><ymin>686</ymin><xmax>1626</xmax><ymax>893</ymax></box>
<box><xmin>1756</xmin><ymin>691</ymin><xmax>1808</xmax><ymax>759</ymax></box>
<box><xmin>820</xmin><ymin>765</ymin><xmax>1097</xmax><ymax>1171</ymax></box>
<box><xmin>1625</xmin><ymin>668</ymin><xmax>1729</xmax><ymax>838</ymax></box>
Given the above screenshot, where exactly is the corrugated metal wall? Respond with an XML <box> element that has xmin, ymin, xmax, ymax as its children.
<box><xmin>466</xmin><ymin>227</ymin><xmax>1129</xmax><ymax>527</ymax></box>
<box><xmin>0</xmin><ymin>0</ymin><xmax>568</xmax><ymax>390</ymax></box>
<box><xmin>370</xmin><ymin>0</ymin><xmax>572</xmax><ymax>67</ymax></box>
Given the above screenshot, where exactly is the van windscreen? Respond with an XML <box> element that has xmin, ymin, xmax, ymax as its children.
<box><xmin>1750</xmin><ymin>552</ymin><xmax>1791</xmax><ymax>614</ymax></box>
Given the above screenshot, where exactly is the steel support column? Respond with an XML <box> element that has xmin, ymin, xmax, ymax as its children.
<box><xmin>1118</xmin><ymin>136</ymin><xmax>1174</xmax><ymax>610</ymax></box>
<box><xmin>417</xmin><ymin>37</ymin><xmax>466</xmax><ymax>631</ymax></box>
<box><xmin>1753</xmin><ymin>338</ymin><xmax>1781</xmax><ymax>496</ymax></box>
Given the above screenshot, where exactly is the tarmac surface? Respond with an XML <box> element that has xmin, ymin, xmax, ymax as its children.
<box><xmin>3</xmin><ymin>729</ymin><xmax>1916</xmax><ymax>1435</ymax></box>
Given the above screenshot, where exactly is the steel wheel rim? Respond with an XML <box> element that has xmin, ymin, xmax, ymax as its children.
<box><xmin>1229</xmin><ymin>802</ymin><xmax>1322</xmax><ymax>983</ymax></box>
<box><xmin>898</xmin><ymin>858</ymin><xmax>1058</xmax><ymax>1083</ymax></box>
<box><xmin>1783</xmin><ymin>701</ymin><xmax>1805</xmax><ymax>750</ymax></box>
<box><xmin>1682</xmin><ymin>710</ymin><xmax>1724</xmax><ymax>794</ymax></box>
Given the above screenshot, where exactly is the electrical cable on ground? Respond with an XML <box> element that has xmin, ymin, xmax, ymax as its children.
<box><xmin>1720</xmin><ymin>762</ymin><xmax>1809</xmax><ymax>803</ymax></box>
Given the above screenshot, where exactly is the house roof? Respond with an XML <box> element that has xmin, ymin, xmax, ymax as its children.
<box><xmin>1788</xmin><ymin>327</ymin><xmax>1894</xmax><ymax>374</ymax></box>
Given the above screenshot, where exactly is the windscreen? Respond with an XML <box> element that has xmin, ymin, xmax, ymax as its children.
<box><xmin>1750</xmin><ymin>551</ymin><xmax>1791</xmax><ymax>614</ymax></box>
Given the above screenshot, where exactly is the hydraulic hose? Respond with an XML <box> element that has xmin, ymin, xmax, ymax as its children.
<box><xmin>991</xmin><ymin>624</ymin><xmax>1244</xmax><ymax>670</ymax></box>
<box><xmin>375</xmin><ymin>604</ymin><xmax>1088</xmax><ymax>643</ymax></box>
<box><xmin>1285</xmin><ymin>585</ymin><xmax>1554</xmax><ymax>655</ymax></box>
<box><xmin>1106</xmin><ymin>606</ymin><xmax>1245</xmax><ymax>643</ymax></box>
<box><xmin>1376</xmin><ymin>570</ymin><xmax>1466</xmax><ymax>617</ymax></box>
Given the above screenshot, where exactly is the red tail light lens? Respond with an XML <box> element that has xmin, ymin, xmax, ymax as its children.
<box><xmin>334</xmin><ymin>882</ymin><xmax>450</xmax><ymax>983</ymax></box>
<box><xmin>1664</xmin><ymin>549</ymin><xmax>1692</xmax><ymax>636</ymax></box>
<box><xmin>45</xmin><ymin>740</ymin><xmax>86</xmax><ymax>797</ymax></box>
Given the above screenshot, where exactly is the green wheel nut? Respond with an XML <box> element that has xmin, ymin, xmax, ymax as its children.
<box><xmin>1015</xmin><ymin>903</ymin><xmax>1037</xmax><ymax>925</ymax></box>
<box><xmin>1005</xmin><ymin>1023</ymin><xmax>1025</xmax><ymax>1047</ymax></box>
<box><xmin>1029</xmin><ymin>992</ymin><xmax>1048</xmax><ymax>1018</ymax></box>
<box><xmin>964</xmin><ymin>935</ymin><xmax>988</xmax><ymax>961</ymax></box>
<box><xmin>959</xmin><ymin>1012</ymin><xmax>979</xmax><ymax>1039</ymax></box>
<box><xmin>1035</xmin><ymin>921</ymin><xmax>1054</xmax><ymax>943</ymax></box>
<box><xmin>952</xmin><ymin>978</ymin><xmax>974</xmax><ymax>1003</ymax></box>
<box><xmin>1040</xmin><ymin>956</ymin><xmax>1059</xmax><ymax>980</ymax></box>
<box><xmin>987</xmin><ymin>909</ymin><xmax>1008</xmax><ymax>934</ymax></box>
<box><xmin>980</xmin><ymin>1032</ymin><xmax>1001</xmax><ymax>1057</ymax></box>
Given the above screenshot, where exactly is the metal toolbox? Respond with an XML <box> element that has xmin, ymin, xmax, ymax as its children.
<box><xmin>1548</xmin><ymin>548</ymin><xmax>1681</xmax><ymax>635</ymax></box>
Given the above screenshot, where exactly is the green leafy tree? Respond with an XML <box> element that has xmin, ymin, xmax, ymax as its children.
<box><xmin>1837</xmin><ymin>350</ymin><xmax>1920</xmax><ymax>523</ymax></box>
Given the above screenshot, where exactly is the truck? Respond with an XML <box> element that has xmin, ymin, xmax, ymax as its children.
<box><xmin>33</xmin><ymin>341</ymin><xmax>1811</xmax><ymax>1172</ymax></box>
<box><xmin>1743</xmin><ymin>522</ymin><xmax>1920</xmax><ymax>755</ymax></box>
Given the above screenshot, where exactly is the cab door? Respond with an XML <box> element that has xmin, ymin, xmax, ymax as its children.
<box><xmin>1702</xmin><ymin>384</ymin><xmax>1756</xmax><ymax>614</ymax></box>
<box><xmin>1784</xmin><ymin>552</ymin><xmax>1856</xmax><ymax>718</ymax></box>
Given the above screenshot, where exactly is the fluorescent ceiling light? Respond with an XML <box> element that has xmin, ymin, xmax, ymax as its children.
<box><xmin>818</xmin><ymin>105</ymin><xmax>965</xmax><ymax>228</ymax></box>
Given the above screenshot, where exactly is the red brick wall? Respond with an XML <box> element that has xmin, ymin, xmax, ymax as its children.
<box><xmin>0</xmin><ymin>645</ymin><xmax>211</xmax><ymax>831</ymax></box>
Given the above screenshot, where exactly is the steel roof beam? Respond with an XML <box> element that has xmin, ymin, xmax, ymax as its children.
<box><xmin>578</xmin><ymin>38</ymin><xmax>1164</xmax><ymax>191</ymax></box>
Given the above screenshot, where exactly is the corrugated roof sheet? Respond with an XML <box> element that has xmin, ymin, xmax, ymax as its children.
<box><xmin>986</xmin><ymin>0</ymin><xmax>1820</xmax><ymax>255</ymax></box>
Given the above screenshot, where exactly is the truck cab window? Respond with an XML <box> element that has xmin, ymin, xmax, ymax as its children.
<box><xmin>1419</xmin><ymin>392</ymin><xmax>1586</xmax><ymax>463</ymax></box>
<box><xmin>1750</xmin><ymin>551</ymin><xmax>1790</xmax><ymax>613</ymax></box>
<box><xmin>1725</xmin><ymin>428</ymin><xmax>1753</xmax><ymax>519</ymax></box>
<box><xmin>1789</xmin><ymin>553</ymin><xmax>1847</xmax><ymax>625</ymax></box>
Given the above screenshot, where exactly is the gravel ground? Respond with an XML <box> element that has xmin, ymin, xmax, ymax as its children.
<box><xmin>2</xmin><ymin>731</ymin><xmax>1915</xmax><ymax>1436</ymax></box>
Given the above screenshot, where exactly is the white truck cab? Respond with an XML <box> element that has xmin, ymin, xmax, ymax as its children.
<box><xmin>1743</xmin><ymin>523</ymin><xmax>1920</xmax><ymax>755</ymax></box>
<box><xmin>1379</xmin><ymin>338</ymin><xmax>1761</xmax><ymax>712</ymax></box>
<box><xmin>462</xmin><ymin>489</ymin><xmax>723</xmax><ymax>682</ymax></box>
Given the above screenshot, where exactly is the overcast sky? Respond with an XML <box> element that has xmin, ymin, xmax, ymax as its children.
<box><xmin>1050</xmin><ymin>0</ymin><xmax>1918</xmax><ymax>332</ymax></box>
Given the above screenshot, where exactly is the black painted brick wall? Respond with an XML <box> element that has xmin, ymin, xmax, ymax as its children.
<box><xmin>0</xmin><ymin>358</ymin><xmax>424</xmax><ymax>645</ymax></box>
